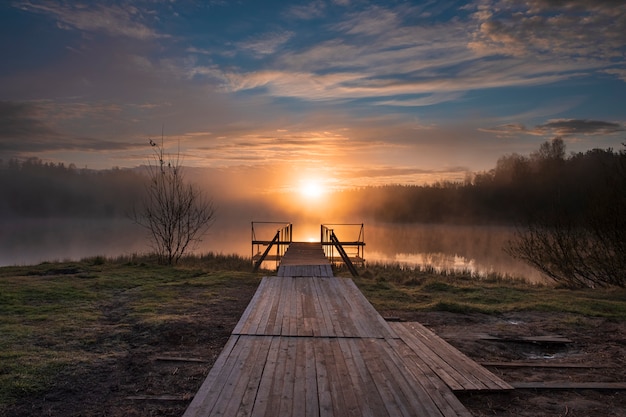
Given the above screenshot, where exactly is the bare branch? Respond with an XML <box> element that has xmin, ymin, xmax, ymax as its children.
<box><xmin>132</xmin><ymin>140</ymin><xmax>215</xmax><ymax>265</ymax></box>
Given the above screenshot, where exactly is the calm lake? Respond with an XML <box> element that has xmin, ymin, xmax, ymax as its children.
<box><xmin>0</xmin><ymin>219</ymin><xmax>544</xmax><ymax>282</ymax></box>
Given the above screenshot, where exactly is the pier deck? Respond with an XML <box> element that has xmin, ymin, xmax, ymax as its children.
<box><xmin>183</xmin><ymin>243</ymin><xmax>511</xmax><ymax>417</ymax></box>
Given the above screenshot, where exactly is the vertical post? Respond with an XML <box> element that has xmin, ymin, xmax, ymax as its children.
<box><xmin>360</xmin><ymin>223</ymin><xmax>364</xmax><ymax>261</ymax></box>
<box><xmin>276</xmin><ymin>230</ymin><xmax>280</xmax><ymax>270</ymax></box>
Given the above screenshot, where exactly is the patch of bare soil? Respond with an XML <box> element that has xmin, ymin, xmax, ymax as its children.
<box><xmin>5</xmin><ymin>291</ymin><xmax>625</xmax><ymax>417</ymax></box>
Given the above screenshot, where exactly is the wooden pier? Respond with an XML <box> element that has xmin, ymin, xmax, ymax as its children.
<box><xmin>183</xmin><ymin>242</ymin><xmax>511</xmax><ymax>417</ymax></box>
<box><xmin>251</xmin><ymin>222</ymin><xmax>365</xmax><ymax>275</ymax></box>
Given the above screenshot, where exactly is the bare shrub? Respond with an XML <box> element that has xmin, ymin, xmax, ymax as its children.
<box><xmin>133</xmin><ymin>140</ymin><xmax>215</xmax><ymax>265</ymax></box>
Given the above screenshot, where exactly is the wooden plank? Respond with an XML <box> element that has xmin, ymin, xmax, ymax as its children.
<box><xmin>293</xmin><ymin>338</ymin><xmax>307</xmax><ymax>417</ymax></box>
<box><xmin>357</xmin><ymin>338</ymin><xmax>409</xmax><ymax>417</ymax></box>
<box><xmin>374</xmin><ymin>339</ymin><xmax>446</xmax><ymax>417</ymax></box>
<box><xmin>479</xmin><ymin>335</ymin><xmax>572</xmax><ymax>344</ymax></box>
<box><xmin>270</xmin><ymin>277</ymin><xmax>288</xmax><ymax>335</ymax></box>
<box><xmin>301</xmin><ymin>279</ymin><xmax>316</xmax><ymax>337</ymax></box>
<box><xmin>387</xmin><ymin>338</ymin><xmax>473</xmax><ymax>417</ymax></box>
<box><xmin>239</xmin><ymin>276</ymin><xmax>267</xmax><ymax>335</ymax></box>
<box><xmin>311</xmin><ymin>278</ymin><xmax>334</xmax><ymax>337</ymax></box>
<box><xmin>250</xmin><ymin>277</ymin><xmax>280</xmax><ymax>335</ymax></box>
<box><xmin>295</xmin><ymin>282</ymin><xmax>306</xmax><ymax>336</ymax></box>
<box><xmin>277</xmin><ymin>337</ymin><xmax>297</xmax><ymax>417</ymax></box>
<box><xmin>317</xmin><ymin>278</ymin><xmax>346</xmax><ymax>338</ymax></box>
<box><xmin>206</xmin><ymin>334</ymin><xmax>258</xmax><ymax>416</ymax></box>
<box><xmin>185</xmin><ymin>335</ymin><xmax>251</xmax><ymax>416</ymax></box>
<box><xmin>312</xmin><ymin>338</ymin><xmax>334</xmax><ymax>417</ymax></box>
<box><xmin>412</xmin><ymin>321</ymin><xmax>512</xmax><ymax>390</ymax></box>
<box><xmin>281</xmin><ymin>277</ymin><xmax>294</xmax><ymax>336</ymax></box>
<box><xmin>394</xmin><ymin>322</ymin><xmax>512</xmax><ymax>391</ymax></box>
<box><xmin>511</xmin><ymin>382</ymin><xmax>626</xmax><ymax>390</ymax></box>
<box><xmin>183</xmin><ymin>335</ymin><xmax>240</xmax><ymax>417</ymax></box>
<box><xmin>326</xmin><ymin>278</ymin><xmax>360</xmax><ymax>337</ymax></box>
<box><xmin>341</xmin><ymin>278</ymin><xmax>398</xmax><ymax>339</ymax></box>
<box><xmin>239</xmin><ymin>276</ymin><xmax>268</xmax><ymax>335</ymax></box>
<box><xmin>340</xmin><ymin>338</ymin><xmax>385</xmax><ymax>417</ymax></box>
<box><xmin>289</xmin><ymin>279</ymin><xmax>299</xmax><ymax>336</ymax></box>
<box><xmin>235</xmin><ymin>336</ymin><xmax>273</xmax><ymax>417</ymax></box>
<box><xmin>153</xmin><ymin>356</ymin><xmax>209</xmax><ymax>363</ymax></box>
<box><xmin>307</xmin><ymin>278</ymin><xmax>325</xmax><ymax>337</ymax></box>
<box><xmin>127</xmin><ymin>395</ymin><xmax>187</xmax><ymax>401</ymax></box>
<box><xmin>322</xmin><ymin>338</ymin><xmax>347</xmax><ymax>417</ymax></box>
<box><xmin>250</xmin><ymin>337</ymin><xmax>282</xmax><ymax>417</ymax></box>
<box><xmin>329</xmin><ymin>339</ymin><xmax>363</xmax><ymax>417</ymax></box>
<box><xmin>410</xmin><ymin>323</ymin><xmax>511</xmax><ymax>391</ymax></box>
<box><xmin>341</xmin><ymin>280</ymin><xmax>378</xmax><ymax>338</ymax></box>
<box><xmin>391</xmin><ymin>323</ymin><xmax>477</xmax><ymax>391</ymax></box>
<box><xmin>219</xmin><ymin>336</ymin><xmax>268</xmax><ymax>416</ymax></box>
<box><xmin>482</xmin><ymin>361</ymin><xmax>612</xmax><ymax>369</ymax></box>
<box><xmin>261</xmin><ymin>277</ymin><xmax>282</xmax><ymax>335</ymax></box>
<box><xmin>233</xmin><ymin>277</ymin><xmax>269</xmax><ymax>335</ymax></box>
<box><xmin>304</xmin><ymin>337</ymin><xmax>320</xmax><ymax>417</ymax></box>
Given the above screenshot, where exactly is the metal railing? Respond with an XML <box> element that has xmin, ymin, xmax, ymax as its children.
<box><xmin>251</xmin><ymin>222</ymin><xmax>292</xmax><ymax>271</ymax></box>
<box><xmin>321</xmin><ymin>223</ymin><xmax>365</xmax><ymax>276</ymax></box>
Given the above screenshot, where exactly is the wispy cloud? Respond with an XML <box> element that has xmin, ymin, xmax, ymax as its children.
<box><xmin>536</xmin><ymin>119</ymin><xmax>625</xmax><ymax>136</ymax></box>
<box><xmin>218</xmin><ymin>1</ymin><xmax>624</xmax><ymax>104</ymax></box>
<box><xmin>376</xmin><ymin>92</ymin><xmax>465</xmax><ymax>107</ymax></box>
<box><xmin>482</xmin><ymin>119</ymin><xmax>625</xmax><ymax>138</ymax></box>
<box><xmin>14</xmin><ymin>1</ymin><xmax>167</xmax><ymax>40</ymax></box>
<box><xmin>284</xmin><ymin>1</ymin><xmax>327</xmax><ymax>20</ymax></box>
<box><xmin>0</xmin><ymin>101</ymin><xmax>58</xmax><ymax>143</ymax></box>
<box><xmin>237</xmin><ymin>31</ymin><xmax>294</xmax><ymax>57</ymax></box>
<box><xmin>0</xmin><ymin>100</ymin><xmax>140</xmax><ymax>154</ymax></box>
<box><xmin>468</xmin><ymin>0</ymin><xmax>626</xmax><ymax>62</ymax></box>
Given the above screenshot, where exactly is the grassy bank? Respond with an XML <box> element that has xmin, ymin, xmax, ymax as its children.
<box><xmin>349</xmin><ymin>263</ymin><xmax>626</xmax><ymax>319</ymax></box>
<box><xmin>0</xmin><ymin>254</ymin><xmax>261</xmax><ymax>410</ymax></box>
<box><xmin>2</xmin><ymin>256</ymin><xmax>625</xmax><ymax>412</ymax></box>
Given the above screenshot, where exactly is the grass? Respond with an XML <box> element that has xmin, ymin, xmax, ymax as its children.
<box><xmin>347</xmin><ymin>263</ymin><xmax>626</xmax><ymax>319</ymax></box>
<box><xmin>0</xmin><ymin>253</ymin><xmax>262</xmax><ymax>409</ymax></box>
<box><xmin>2</xmin><ymin>255</ymin><xmax>626</xmax><ymax>411</ymax></box>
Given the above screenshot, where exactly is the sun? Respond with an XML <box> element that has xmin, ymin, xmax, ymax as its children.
<box><xmin>299</xmin><ymin>179</ymin><xmax>325</xmax><ymax>199</ymax></box>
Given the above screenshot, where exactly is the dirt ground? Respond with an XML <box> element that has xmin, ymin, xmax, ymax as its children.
<box><xmin>5</xmin><ymin>284</ymin><xmax>626</xmax><ymax>417</ymax></box>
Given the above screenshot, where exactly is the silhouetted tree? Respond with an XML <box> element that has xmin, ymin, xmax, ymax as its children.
<box><xmin>506</xmin><ymin>143</ymin><xmax>626</xmax><ymax>288</ymax></box>
<box><xmin>132</xmin><ymin>140</ymin><xmax>215</xmax><ymax>265</ymax></box>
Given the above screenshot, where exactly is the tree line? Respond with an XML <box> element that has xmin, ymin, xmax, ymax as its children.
<box><xmin>0</xmin><ymin>158</ymin><xmax>145</xmax><ymax>218</ymax></box>
<box><xmin>337</xmin><ymin>138</ymin><xmax>625</xmax><ymax>227</ymax></box>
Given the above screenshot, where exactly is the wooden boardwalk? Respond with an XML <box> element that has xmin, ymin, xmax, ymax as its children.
<box><xmin>183</xmin><ymin>243</ymin><xmax>511</xmax><ymax>417</ymax></box>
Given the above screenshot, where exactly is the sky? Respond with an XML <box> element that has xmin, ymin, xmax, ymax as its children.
<box><xmin>1</xmin><ymin>0</ymin><xmax>625</xmax><ymax>193</ymax></box>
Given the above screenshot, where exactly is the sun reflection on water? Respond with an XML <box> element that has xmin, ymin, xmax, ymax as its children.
<box><xmin>368</xmin><ymin>251</ymin><xmax>482</xmax><ymax>275</ymax></box>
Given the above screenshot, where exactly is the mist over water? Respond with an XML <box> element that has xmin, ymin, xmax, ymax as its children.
<box><xmin>0</xmin><ymin>217</ymin><xmax>543</xmax><ymax>282</ymax></box>
<box><xmin>364</xmin><ymin>223</ymin><xmax>545</xmax><ymax>283</ymax></box>
<box><xmin>0</xmin><ymin>217</ymin><xmax>253</xmax><ymax>266</ymax></box>
<box><xmin>1</xmin><ymin>218</ymin><xmax>145</xmax><ymax>266</ymax></box>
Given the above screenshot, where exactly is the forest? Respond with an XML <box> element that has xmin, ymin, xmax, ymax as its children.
<box><xmin>0</xmin><ymin>159</ymin><xmax>145</xmax><ymax>218</ymax></box>
<box><xmin>338</xmin><ymin>139</ymin><xmax>625</xmax><ymax>225</ymax></box>
<box><xmin>1</xmin><ymin>138</ymin><xmax>624</xmax><ymax>226</ymax></box>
